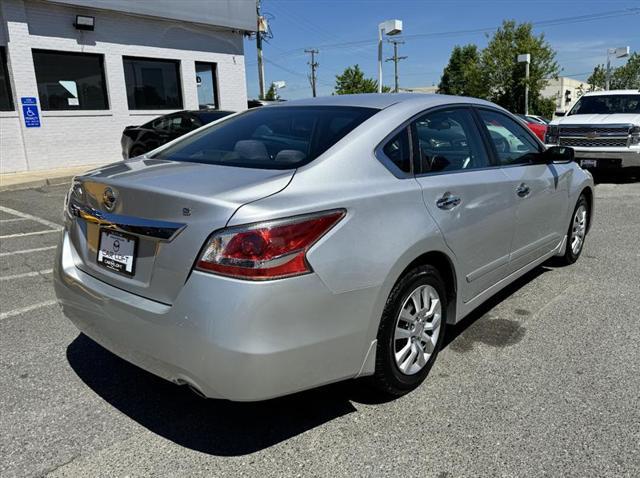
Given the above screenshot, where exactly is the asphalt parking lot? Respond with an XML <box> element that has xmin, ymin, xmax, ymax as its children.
<box><xmin>1</xmin><ymin>176</ymin><xmax>639</xmax><ymax>477</ymax></box>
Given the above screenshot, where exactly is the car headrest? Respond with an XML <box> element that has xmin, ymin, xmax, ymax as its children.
<box><xmin>234</xmin><ymin>140</ymin><xmax>269</xmax><ymax>161</ymax></box>
<box><xmin>274</xmin><ymin>150</ymin><xmax>306</xmax><ymax>163</ymax></box>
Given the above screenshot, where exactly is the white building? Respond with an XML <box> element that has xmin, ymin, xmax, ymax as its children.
<box><xmin>0</xmin><ymin>0</ymin><xmax>255</xmax><ymax>174</ymax></box>
<box><xmin>540</xmin><ymin>76</ymin><xmax>595</xmax><ymax>115</ymax></box>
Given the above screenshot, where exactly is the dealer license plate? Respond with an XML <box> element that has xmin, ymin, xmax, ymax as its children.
<box><xmin>97</xmin><ymin>230</ymin><xmax>137</xmax><ymax>276</ymax></box>
<box><xmin>580</xmin><ymin>159</ymin><xmax>597</xmax><ymax>168</ymax></box>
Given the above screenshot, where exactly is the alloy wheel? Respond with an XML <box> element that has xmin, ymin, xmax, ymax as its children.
<box><xmin>571</xmin><ymin>204</ymin><xmax>587</xmax><ymax>255</ymax></box>
<box><xmin>393</xmin><ymin>284</ymin><xmax>442</xmax><ymax>375</ymax></box>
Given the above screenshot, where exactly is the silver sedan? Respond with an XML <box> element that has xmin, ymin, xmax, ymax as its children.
<box><xmin>54</xmin><ymin>94</ymin><xmax>594</xmax><ymax>401</ymax></box>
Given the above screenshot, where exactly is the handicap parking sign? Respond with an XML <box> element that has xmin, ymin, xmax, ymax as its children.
<box><xmin>21</xmin><ymin>97</ymin><xmax>41</xmax><ymax>128</ymax></box>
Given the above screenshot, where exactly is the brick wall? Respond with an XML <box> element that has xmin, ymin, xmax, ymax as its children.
<box><xmin>0</xmin><ymin>0</ymin><xmax>248</xmax><ymax>174</ymax></box>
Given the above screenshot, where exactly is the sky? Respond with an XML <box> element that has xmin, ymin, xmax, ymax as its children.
<box><xmin>243</xmin><ymin>0</ymin><xmax>640</xmax><ymax>100</ymax></box>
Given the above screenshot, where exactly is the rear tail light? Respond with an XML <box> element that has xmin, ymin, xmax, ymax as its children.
<box><xmin>196</xmin><ymin>209</ymin><xmax>346</xmax><ymax>280</ymax></box>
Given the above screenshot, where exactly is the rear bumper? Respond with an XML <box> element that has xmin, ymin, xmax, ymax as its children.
<box><xmin>54</xmin><ymin>231</ymin><xmax>377</xmax><ymax>401</ymax></box>
<box><xmin>571</xmin><ymin>148</ymin><xmax>640</xmax><ymax>169</ymax></box>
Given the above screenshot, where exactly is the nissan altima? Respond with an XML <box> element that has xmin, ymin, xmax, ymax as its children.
<box><xmin>54</xmin><ymin>94</ymin><xmax>594</xmax><ymax>401</ymax></box>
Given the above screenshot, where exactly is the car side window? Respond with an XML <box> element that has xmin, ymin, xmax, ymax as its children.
<box><xmin>382</xmin><ymin>128</ymin><xmax>411</xmax><ymax>173</ymax></box>
<box><xmin>477</xmin><ymin>109</ymin><xmax>541</xmax><ymax>166</ymax></box>
<box><xmin>411</xmin><ymin>108</ymin><xmax>489</xmax><ymax>174</ymax></box>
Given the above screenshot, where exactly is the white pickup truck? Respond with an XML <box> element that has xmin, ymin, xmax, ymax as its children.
<box><xmin>546</xmin><ymin>90</ymin><xmax>640</xmax><ymax>171</ymax></box>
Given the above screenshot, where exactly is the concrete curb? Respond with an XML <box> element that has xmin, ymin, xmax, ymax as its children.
<box><xmin>0</xmin><ymin>175</ymin><xmax>74</xmax><ymax>192</ymax></box>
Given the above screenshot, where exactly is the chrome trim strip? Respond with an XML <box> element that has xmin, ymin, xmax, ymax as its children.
<box><xmin>68</xmin><ymin>202</ymin><xmax>186</xmax><ymax>242</ymax></box>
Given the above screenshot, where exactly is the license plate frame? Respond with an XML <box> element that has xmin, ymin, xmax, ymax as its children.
<box><xmin>97</xmin><ymin>229</ymin><xmax>138</xmax><ymax>276</ymax></box>
<box><xmin>580</xmin><ymin>159</ymin><xmax>598</xmax><ymax>168</ymax></box>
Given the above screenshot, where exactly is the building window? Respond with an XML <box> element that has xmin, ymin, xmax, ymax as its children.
<box><xmin>32</xmin><ymin>50</ymin><xmax>109</xmax><ymax>110</ymax></box>
<box><xmin>123</xmin><ymin>57</ymin><xmax>182</xmax><ymax>110</ymax></box>
<box><xmin>0</xmin><ymin>47</ymin><xmax>14</xmax><ymax>111</ymax></box>
<box><xmin>195</xmin><ymin>62</ymin><xmax>218</xmax><ymax>109</ymax></box>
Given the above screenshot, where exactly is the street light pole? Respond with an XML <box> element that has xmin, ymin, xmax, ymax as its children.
<box><xmin>606</xmin><ymin>46</ymin><xmax>630</xmax><ymax>90</ymax></box>
<box><xmin>518</xmin><ymin>53</ymin><xmax>531</xmax><ymax>115</ymax></box>
<box><xmin>377</xmin><ymin>19</ymin><xmax>402</xmax><ymax>93</ymax></box>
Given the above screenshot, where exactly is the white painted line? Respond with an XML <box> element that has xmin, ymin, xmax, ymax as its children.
<box><xmin>0</xmin><ymin>205</ymin><xmax>62</xmax><ymax>230</ymax></box>
<box><xmin>0</xmin><ymin>300</ymin><xmax>58</xmax><ymax>321</ymax></box>
<box><xmin>0</xmin><ymin>229</ymin><xmax>61</xmax><ymax>239</ymax></box>
<box><xmin>0</xmin><ymin>245</ymin><xmax>57</xmax><ymax>257</ymax></box>
<box><xmin>0</xmin><ymin>218</ymin><xmax>29</xmax><ymax>223</ymax></box>
<box><xmin>0</xmin><ymin>269</ymin><xmax>53</xmax><ymax>281</ymax></box>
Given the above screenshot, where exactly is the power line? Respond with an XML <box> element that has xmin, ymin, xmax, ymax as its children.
<box><xmin>247</xmin><ymin>7</ymin><xmax>639</xmax><ymax>66</ymax></box>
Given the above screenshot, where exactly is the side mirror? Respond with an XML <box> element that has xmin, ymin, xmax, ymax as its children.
<box><xmin>543</xmin><ymin>146</ymin><xmax>574</xmax><ymax>164</ymax></box>
<box><xmin>554</xmin><ymin>111</ymin><xmax>566</xmax><ymax>117</ymax></box>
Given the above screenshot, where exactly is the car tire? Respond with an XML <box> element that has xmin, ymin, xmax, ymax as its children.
<box><xmin>555</xmin><ymin>194</ymin><xmax>589</xmax><ymax>266</ymax></box>
<box><xmin>371</xmin><ymin>265</ymin><xmax>447</xmax><ymax>397</ymax></box>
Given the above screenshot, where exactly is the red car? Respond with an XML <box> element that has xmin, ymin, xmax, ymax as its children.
<box><xmin>516</xmin><ymin>114</ymin><xmax>547</xmax><ymax>142</ymax></box>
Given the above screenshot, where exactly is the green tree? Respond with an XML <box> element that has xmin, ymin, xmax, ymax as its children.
<box><xmin>589</xmin><ymin>52</ymin><xmax>640</xmax><ymax>90</ymax></box>
<box><xmin>480</xmin><ymin>20</ymin><xmax>559</xmax><ymax>116</ymax></box>
<box><xmin>587</xmin><ymin>64</ymin><xmax>606</xmax><ymax>91</ymax></box>
<box><xmin>265</xmin><ymin>83</ymin><xmax>280</xmax><ymax>100</ymax></box>
<box><xmin>438</xmin><ymin>44</ymin><xmax>488</xmax><ymax>98</ymax></box>
<box><xmin>613</xmin><ymin>52</ymin><xmax>640</xmax><ymax>89</ymax></box>
<box><xmin>334</xmin><ymin>65</ymin><xmax>389</xmax><ymax>94</ymax></box>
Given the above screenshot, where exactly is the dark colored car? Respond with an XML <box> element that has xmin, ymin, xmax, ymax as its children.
<box><xmin>121</xmin><ymin>110</ymin><xmax>234</xmax><ymax>159</ymax></box>
<box><xmin>247</xmin><ymin>99</ymin><xmax>286</xmax><ymax>108</ymax></box>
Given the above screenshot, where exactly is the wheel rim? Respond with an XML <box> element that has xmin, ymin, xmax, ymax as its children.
<box><xmin>393</xmin><ymin>284</ymin><xmax>442</xmax><ymax>376</ymax></box>
<box><xmin>570</xmin><ymin>204</ymin><xmax>587</xmax><ymax>255</ymax></box>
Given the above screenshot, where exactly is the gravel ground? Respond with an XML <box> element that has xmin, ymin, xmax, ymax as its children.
<box><xmin>0</xmin><ymin>176</ymin><xmax>638</xmax><ymax>478</ymax></box>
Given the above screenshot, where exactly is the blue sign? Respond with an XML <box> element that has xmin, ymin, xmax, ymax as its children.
<box><xmin>21</xmin><ymin>97</ymin><xmax>41</xmax><ymax>128</ymax></box>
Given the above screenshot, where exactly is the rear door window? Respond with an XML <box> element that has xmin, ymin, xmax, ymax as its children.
<box><xmin>411</xmin><ymin>108</ymin><xmax>489</xmax><ymax>174</ymax></box>
<box><xmin>154</xmin><ymin>106</ymin><xmax>378</xmax><ymax>169</ymax></box>
<box><xmin>381</xmin><ymin>128</ymin><xmax>412</xmax><ymax>173</ymax></box>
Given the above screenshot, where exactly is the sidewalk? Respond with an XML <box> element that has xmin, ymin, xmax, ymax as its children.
<box><xmin>0</xmin><ymin>165</ymin><xmax>98</xmax><ymax>192</ymax></box>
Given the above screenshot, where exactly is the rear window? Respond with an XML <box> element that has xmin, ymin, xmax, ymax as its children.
<box><xmin>153</xmin><ymin>106</ymin><xmax>378</xmax><ymax>169</ymax></box>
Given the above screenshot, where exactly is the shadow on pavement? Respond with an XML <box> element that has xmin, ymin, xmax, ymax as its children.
<box><xmin>66</xmin><ymin>334</ymin><xmax>389</xmax><ymax>456</ymax></box>
<box><xmin>443</xmin><ymin>266</ymin><xmax>550</xmax><ymax>350</ymax></box>
<box><xmin>67</xmin><ymin>265</ymin><xmax>550</xmax><ymax>456</ymax></box>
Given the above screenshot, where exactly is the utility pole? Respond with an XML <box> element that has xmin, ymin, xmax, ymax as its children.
<box><xmin>256</xmin><ymin>0</ymin><xmax>266</xmax><ymax>99</ymax></box>
<box><xmin>305</xmin><ymin>49</ymin><xmax>319</xmax><ymax>97</ymax></box>
<box><xmin>385</xmin><ymin>40</ymin><xmax>407</xmax><ymax>93</ymax></box>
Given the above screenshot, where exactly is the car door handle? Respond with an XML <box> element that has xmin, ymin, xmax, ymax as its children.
<box><xmin>516</xmin><ymin>183</ymin><xmax>531</xmax><ymax>198</ymax></box>
<box><xmin>436</xmin><ymin>192</ymin><xmax>462</xmax><ymax>210</ymax></box>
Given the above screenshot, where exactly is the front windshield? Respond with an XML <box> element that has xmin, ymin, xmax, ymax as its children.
<box><xmin>568</xmin><ymin>94</ymin><xmax>640</xmax><ymax>115</ymax></box>
<box><xmin>153</xmin><ymin>106</ymin><xmax>378</xmax><ymax>169</ymax></box>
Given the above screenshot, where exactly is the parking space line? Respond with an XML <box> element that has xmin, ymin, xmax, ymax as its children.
<box><xmin>0</xmin><ymin>218</ymin><xmax>29</xmax><ymax>223</ymax></box>
<box><xmin>0</xmin><ymin>300</ymin><xmax>58</xmax><ymax>321</ymax></box>
<box><xmin>0</xmin><ymin>246</ymin><xmax>57</xmax><ymax>257</ymax></box>
<box><xmin>0</xmin><ymin>229</ymin><xmax>61</xmax><ymax>239</ymax></box>
<box><xmin>0</xmin><ymin>269</ymin><xmax>53</xmax><ymax>281</ymax></box>
<box><xmin>0</xmin><ymin>205</ymin><xmax>62</xmax><ymax>230</ymax></box>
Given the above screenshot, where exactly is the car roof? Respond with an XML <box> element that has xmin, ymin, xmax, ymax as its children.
<box><xmin>269</xmin><ymin>93</ymin><xmax>497</xmax><ymax>110</ymax></box>
<box><xmin>582</xmin><ymin>90</ymin><xmax>640</xmax><ymax>97</ymax></box>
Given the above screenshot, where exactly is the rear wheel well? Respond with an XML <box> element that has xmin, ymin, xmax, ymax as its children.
<box><xmin>580</xmin><ymin>187</ymin><xmax>594</xmax><ymax>233</ymax></box>
<box><xmin>402</xmin><ymin>251</ymin><xmax>457</xmax><ymax>321</ymax></box>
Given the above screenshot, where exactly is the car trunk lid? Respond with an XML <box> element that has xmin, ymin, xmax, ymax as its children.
<box><xmin>67</xmin><ymin>158</ymin><xmax>294</xmax><ymax>304</ymax></box>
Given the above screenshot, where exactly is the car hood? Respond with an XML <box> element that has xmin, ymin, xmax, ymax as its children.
<box><xmin>551</xmin><ymin>113</ymin><xmax>640</xmax><ymax>126</ymax></box>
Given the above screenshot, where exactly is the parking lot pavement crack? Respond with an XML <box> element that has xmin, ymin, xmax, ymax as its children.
<box><xmin>41</xmin><ymin>454</ymin><xmax>82</xmax><ymax>477</ymax></box>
